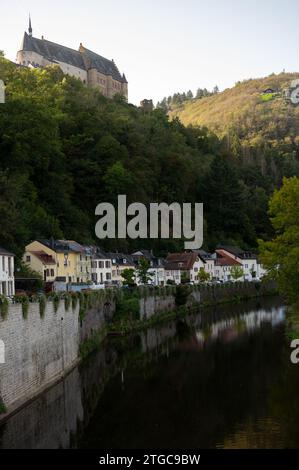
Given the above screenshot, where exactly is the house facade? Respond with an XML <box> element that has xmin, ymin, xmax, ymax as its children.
<box><xmin>217</xmin><ymin>246</ymin><xmax>261</xmax><ymax>281</ymax></box>
<box><xmin>0</xmin><ymin>247</ymin><xmax>15</xmax><ymax>296</ymax></box>
<box><xmin>166</xmin><ymin>252</ymin><xmax>206</xmax><ymax>284</ymax></box>
<box><xmin>25</xmin><ymin>240</ymin><xmax>92</xmax><ymax>284</ymax></box>
<box><xmin>214</xmin><ymin>250</ymin><xmax>243</xmax><ymax>282</ymax></box>
<box><xmin>164</xmin><ymin>265</ymin><xmax>181</xmax><ymax>285</ymax></box>
<box><xmin>90</xmin><ymin>247</ymin><xmax>112</xmax><ymax>285</ymax></box>
<box><xmin>131</xmin><ymin>250</ymin><xmax>166</xmax><ymax>286</ymax></box>
<box><xmin>107</xmin><ymin>253</ymin><xmax>136</xmax><ymax>286</ymax></box>
<box><xmin>23</xmin><ymin>250</ymin><xmax>57</xmax><ymax>283</ymax></box>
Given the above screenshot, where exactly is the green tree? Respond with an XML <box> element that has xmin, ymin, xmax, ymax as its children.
<box><xmin>121</xmin><ymin>268</ymin><xmax>136</xmax><ymax>287</ymax></box>
<box><xmin>136</xmin><ymin>258</ymin><xmax>153</xmax><ymax>285</ymax></box>
<box><xmin>198</xmin><ymin>268</ymin><xmax>210</xmax><ymax>283</ymax></box>
<box><xmin>259</xmin><ymin>177</ymin><xmax>299</xmax><ymax>303</ymax></box>
<box><xmin>230</xmin><ymin>265</ymin><xmax>244</xmax><ymax>281</ymax></box>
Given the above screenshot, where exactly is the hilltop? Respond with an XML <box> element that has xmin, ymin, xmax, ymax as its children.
<box><xmin>170</xmin><ymin>73</ymin><xmax>299</xmax><ymax>164</ymax></box>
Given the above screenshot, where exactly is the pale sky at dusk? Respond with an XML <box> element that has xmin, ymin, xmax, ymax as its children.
<box><xmin>1</xmin><ymin>0</ymin><xmax>299</xmax><ymax>105</ymax></box>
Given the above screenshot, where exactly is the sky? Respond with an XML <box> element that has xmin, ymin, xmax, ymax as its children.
<box><xmin>1</xmin><ymin>0</ymin><xmax>299</xmax><ymax>105</ymax></box>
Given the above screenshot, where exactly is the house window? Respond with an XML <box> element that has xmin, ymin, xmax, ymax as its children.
<box><xmin>106</xmin><ymin>273</ymin><xmax>111</xmax><ymax>280</ymax></box>
<box><xmin>245</xmin><ymin>264</ymin><xmax>248</xmax><ymax>269</ymax></box>
<box><xmin>105</xmin><ymin>261</ymin><xmax>111</xmax><ymax>268</ymax></box>
<box><xmin>51</xmin><ymin>269</ymin><xmax>54</xmax><ymax>276</ymax></box>
<box><xmin>8</xmin><ymin>257</ymin><xmax>12</xmax><ymax>277</ymax></box>
<box><xmin>26</xmin><ymin>255</ymin><xmax>31</xmax><ymax>262</ymax></box>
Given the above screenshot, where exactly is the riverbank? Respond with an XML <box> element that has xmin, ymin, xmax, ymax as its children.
<box><xmin>106</xmin><ymin>280</ymin><xmax>278</xmax><ymax>336</ymax></box>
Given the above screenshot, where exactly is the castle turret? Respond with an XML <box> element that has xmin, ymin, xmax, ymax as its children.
<box><xmin>28</xmin><ymin>14</ymin><xmax>32</xmax><ymax>37</ymax></box>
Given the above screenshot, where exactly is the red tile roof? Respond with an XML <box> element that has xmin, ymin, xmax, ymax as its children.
<box><xmin>29</xmin><ymin>251</ymin><xmax>56</xmax><ymax>265</ymax></box>
<box><xmin>215</xmin><ymin>250</ymin><xmax>242</xmax><ymax>266</ymax></box>
<box><xmin>165</xmin><ymin>252</ymin><xmax>203</xmax><ymax>271</ymax></box>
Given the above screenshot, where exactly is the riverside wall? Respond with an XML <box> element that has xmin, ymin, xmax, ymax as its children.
<box><xmin>0</xmin><ymin>281</ymin><xmax>276</xmax><ymax>419</ymax></box>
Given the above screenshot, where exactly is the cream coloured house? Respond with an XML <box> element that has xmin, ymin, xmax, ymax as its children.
<box><xmin>24</xmin><ymin>240</ymin><xmax>92</xmax><ymax>284</ymax></box>
<box><xmin>23</xmin><ymin>250</ymin><xmax>57</xmax><ymax>283</ymax></box>
<box><xmin>107</xmin><ymin>253</ymin><xmax>136</xmax><ymax>286</ymax></box>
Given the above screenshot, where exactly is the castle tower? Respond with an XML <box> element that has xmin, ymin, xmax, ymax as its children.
<box><xmin>28</xmin><ymin>15</ymin><xmax>32</xmax><ymax>37</ymax></box>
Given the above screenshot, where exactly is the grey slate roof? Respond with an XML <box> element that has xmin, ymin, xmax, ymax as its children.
<box><xmin>38</xmin><ymin>239</ymin><xmax>85</xmax><ymax>254</ymax></box>
<box><xmin>21</xmin><ymin>32</ymin><xmax>85</xmax><ymax>69</ymax></box>
<box><xmin>19</xmin><ymin>32</ymin><xmax>127</xmax><ymax>83</ymax></box>
<box><xmin>107</xmin><ymin>253</ymin><xmax>135</xmax><ymax>266</ymax></box>
<box><xmin>217</xmin><ymin>245</ymin><xmax>257</xmax><ymax>260</ymax></box>
<box><xmin>81</xmin><ymin>47</ymin><xmax>125</xmax><ymax>82</ymax></box>
<box><xmin>0</xmin><ymin>246</ymin><xmax>15</xmax><ymax>256</ymax></box>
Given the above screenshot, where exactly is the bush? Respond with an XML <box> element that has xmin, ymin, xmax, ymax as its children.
<box><xmin>38</xmin><ymin>295</ymin><xmax>47</xmax><ymax>318</ymax></box>
<box><xmin>175</xmin><ymin>285</ymin><xmax>191</xmax><ymax>306</ymax></box>
<box><xmin>0</xmin><ymin>295</ymin><xmax>9</xmax><ymax>320</ymax></box>
<box><xmin>116</xmin><ymin>297</ymin><xmax>140</xmax><ymax>321</ymax></box>
<box><xmin>15</xmin><ymin>294</ymin><xmax>30</xmax><ymax>319</ymax></box>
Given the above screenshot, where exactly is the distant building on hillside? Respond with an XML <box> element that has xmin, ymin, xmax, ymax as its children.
<box><xmin>140</xmin><ymin>99</ymin><xmax>154</xmax><ymax>112</ymax></box>
<box><xmin>16</xmin><ymin>17</ymin><xmax>128</xmax><ymax>100</ymax></box>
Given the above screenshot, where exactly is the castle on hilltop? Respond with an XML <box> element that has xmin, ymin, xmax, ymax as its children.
<box><xmin>16</xmin><ymin>17</ymin><xmax>128</xmax><ymax>100</ymax></box>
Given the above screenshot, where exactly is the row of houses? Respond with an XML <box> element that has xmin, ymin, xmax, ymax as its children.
<box><xmin>23</xmin><ymin>240</ymin><xmax>266</xmax><ymax>290</ymax></box>
<box><xmin>0</xmin><ymin>240</ymin><xmax>267</xmax><ymax>296</ymax></box>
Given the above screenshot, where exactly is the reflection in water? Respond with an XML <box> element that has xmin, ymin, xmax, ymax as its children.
<box><xmin>1</xmin><ymin>297</ymin><xmax>299</xmax><ymax>449</ymax></box>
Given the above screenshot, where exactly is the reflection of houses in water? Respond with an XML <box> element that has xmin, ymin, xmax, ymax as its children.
<box><xmin>195</xmin><ymin>306</ymin><xmax>285</xmax><ymax>347</ymax></box>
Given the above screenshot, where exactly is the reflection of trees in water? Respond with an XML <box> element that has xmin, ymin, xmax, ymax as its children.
<box><xmin>79</xmin><ymin>320</ymin><xmax>290</xmax><ymax>449</ymax></box>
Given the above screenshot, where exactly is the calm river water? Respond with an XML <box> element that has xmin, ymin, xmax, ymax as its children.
<box><xmin>1</xmin><ymin>297</ymin><xmax>299</xmax><ymax>449</ymax></box>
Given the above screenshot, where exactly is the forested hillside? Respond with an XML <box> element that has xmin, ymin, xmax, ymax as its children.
<box><xmin>171</xmin><ymin>73</ymin><xmax>299</xmax><ymax>176</ymax></box>
<box><xmin>1</xmin><ymin>56</ymin><xmax>298</xmax><ymax>261</ymax></box>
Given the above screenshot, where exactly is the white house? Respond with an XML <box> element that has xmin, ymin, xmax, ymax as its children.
<box><xmin>217</xmin><ymin>246</ymin><xmax>261</xmax><ymax>281</ymax></box>
<box><xmin>214</xmin><ymin>250</ymin><xmax>243</xmax><ymax>282</ymax></box>
<box><xmin>165</xmin><ymin>252</ymin><xmax>205</xmax><ymax>284</ymax></box>
<box><xmin>90</xmin><ymin>248</ymin><xmax>112</xmax><ymax>286</ymax></box>
<box><xmin>0</xmin><ymin>247</ymin><xmax>15</xmax><ymax>296</ymax></box>
<box><xmin>131</xmin><ymin>250</ymin><xmax>166</xmax><ymax>286</ymax></box>
<box><xmin>164</xmin><ymin>266</ymin><xmax>181</xmax><ymax>285</ymax></box>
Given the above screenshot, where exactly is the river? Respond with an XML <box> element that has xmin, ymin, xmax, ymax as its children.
<box><xmin>1</xmin><ymin>297</ymin><xmax>299</xmax><ymax>449</ymax></box>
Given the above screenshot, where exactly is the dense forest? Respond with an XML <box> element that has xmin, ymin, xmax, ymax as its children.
<box><xmin>0</xmin><ymin>55</ymin><xmax>298</xmax><ymax>262</ymax></box>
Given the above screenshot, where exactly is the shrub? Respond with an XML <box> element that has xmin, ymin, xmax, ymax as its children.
<box><xmin>0</xmin><ymin>295</ymin><xmax>9</xmax><ymax>320</ymax></box>
<box><xmin>175</xmin><ymin>285</ymin><xmax>191</xmax><ymax>306</ymax></box>
<box><xmin>15</xmin><ymin>294</ymin><xmax>30</xmax><ymax>319</ymax></box>
<box><xmin>38</xmin><ymin>295</ymin><xmax>47</xmax><ymax>318</ymax></box>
